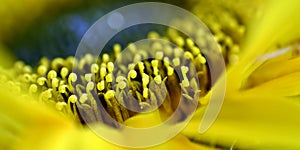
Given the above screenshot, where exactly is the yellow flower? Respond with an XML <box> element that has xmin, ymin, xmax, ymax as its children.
<box><xmin>183</xmin><ymin>0</ymin><xmax>300</xmax><ymax>149</ymax></box>
<box><xmin>1</xmin><ymin>0</ymin><xmax>300</xmax><ymax>149</ymax></box>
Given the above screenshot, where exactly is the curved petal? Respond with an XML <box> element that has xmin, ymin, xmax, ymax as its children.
<box><xmin>183</xmin><ymin>91</ymin><xmax>300</xmax><ymax>149</ymax></box>
<box><xmin>0</xmin><ymin>86</ymin><xmax>121</xmax><ymax>150</ymax></box>
<box><xmin>228</xmin><ymin>0</ymin><xmax>300</xmax><ymax>90</ymax></box>
<box><xmin>124</xmin><ymin>111</ymin><xmax>213</xmax><ymax>150</ymax></box>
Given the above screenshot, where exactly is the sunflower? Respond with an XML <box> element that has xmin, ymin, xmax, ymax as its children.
<box><xmin>1</xmin><ymin>0</ymin><xmax>300</xmax><ymax>149</ymax></box>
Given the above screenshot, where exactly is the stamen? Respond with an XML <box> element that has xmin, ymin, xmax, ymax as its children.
<box><xmin>147</xmin><ymin>31</ymin><xmax>160</xmax><ymax>39</ymax></box>
<box><xmin>167</xmin><ymin>66</ymin><xmax>174</xmax><ymax>76</ymax></box>
<box><xmin>79</xmin><ymin>93</ymin><xmax>88</xmax><ymax>104</ymax></box>
<box><xmin>128</xmin><ymin>70</ymin><xmax>137</xmax><ymax>79</ymax></box>
<box><xmin>186</xmin><ymin>38</ymin><xmax>194</xmax><ymax>48</ymax></box>
<box><xmin>102</xmin><ymin>53</ymin><xmax>110</xmax><ymax>63</ymax></box>
<box><xmin>105</xmin><ymin>73</ymin><xmax>113</xmax><ymax>83</ymax></box>
<box><xmin>60</xmin><ymin>67</ymin><xmax>69</xmax><ymax>79</ymax></box>
<box><xmin>128</xmin><ymin>43</ymin><xmax>137</xmax><ymax>53</ymax></box>
<box><xmin>100</xmin><ymin>66</ymin><xmax>107</xmax><ymax>80</ymax></box>
<box><xmin>154</xmin><ymin>75</ymin><xmax>162</xmax><ymax>84</ymax></box>
<box><xmin>142</xmin><ymin>73</ymin><xmax>150</xmax><ymax>99</ymax></box>
<box><xmin>152</xmin><ymin>42</ymin><xmax>163</xmax><ymax>51</ymax></box>
<box><xmin>175</xmin><ymin>36</ymin><xmax>185</xmax><ymax>47</ymax></box>
<box><xmin>91</xmin><ymin>64</ymin><xmax>99</xmax><ymax>74</ymax></box>
<box><xmin>181</xmin><ymin>66</ymin><xmax>190</xmax><ymax>87</ymax></box>
<box><xmin>97</xmin><ymin>80</ymin><xmax>105</xmax><ymax>91</ymax></box>
<box><xmin>68</xmin><ymin>73</ymin><xmax>77</xmax><ymax>92</ymax></box>
<box><xmin>172</xmin><ymin>58</ymin><xmax>181</xmax><ymax>67</ymax></box>
<box><xmin>151</xmin><ymin>60</ymin><xmax>159</xmax><ymax>76</ymax></box>
<box><xmin>37</xmin><ymin>65</ymin><xmax>48</xmax><ymax>76</ymax></box>
<box><xmin>37</xmin><ymin>77</ymin><xmax>47</xmax><ymax>86</ymax></box>
<box><xmin>85</xmin><ymin>73</ymin><xmax>93</xmax><ymax>82</ymax></box>
<box><xmin>113</xmin><ymin>44</ymin><xmax>121</xmax><ymax>58</ymax></box>
<box><xmin>191</xmin><ymin>46</ymin><xmax>201</xmax><ymax>56</ymax></box>
<box><xmin>47</xmin><ymin>70</ymin><xmax>57</xmax><ymax>80</ymax></box>
<box><xmin>107</xmin><ymin>62</ymin><xmax>114</xmax><ymax>73</ymax></box>
<box><xmin>56</xmin><ymin>102</ymin><xmax>67</xmax><ymax>111</ymax></box>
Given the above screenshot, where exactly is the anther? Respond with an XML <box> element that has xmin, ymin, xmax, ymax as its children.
<box><xmin>164</xmin><ymin>45</ymin><xmax>173</xmax><ymax>56</ymax></box>
<box><xmin>174</xmin><ymin>47</ymin><xmax>182</xmax><ymax>58</ymax></box>
<box><xmin>37</xmin><ymin>65</ymin><xmax>48</xmax><ymax>76</ymax></box>
<box><xmin>163</xmin><ymin>57</ymin><xmax>170</xmax><ymax>67</ymax></box>
<box><xmin>142</xmin><ymin>73</ymin><xmax>150</xmax><ymax>88</ymax></box>
<box><xmin>68</xmin><ymin>95</ymin><xmax>77</xmax><ymax>103</ymax></box>
<box><xmin>181</xmin><ymin>66</ymin><xmax>190</xmax><ymax>87</ymax></box>
<box><xmin>60</xmin><ymin>67</ymin><xmax>69</xmax><ymax>79</ymax></box>
<box><xmin>97</xmin><ymin>80</ymin><xmax>105</xmax><ymax>91</ymax></box>
<box><xmin>51</xmin><ymin>58</ymin><xmax>65</xmax><ymax>71</ymax></box>
<box><xmin>172</xmin><ymin>58</ymin><xmax>181</xmax><ymax>67</ymax></box>
<box><xmin>154</xmin><ymin>75</ymin><xmax>162</xmax><ymax>84</ymax></box>
<box><xmin>68</xmin><ymin>73</ymin><xmax>77</xmax><ymax>92</ymax></box>
<box><xmin>184</xmin><ymin>51</ymin><xmax>194</xmax><ymax>60</ymax></box>
<box><xmin>155</xmin><ymin>51</ymin><xmax>164</xmax><ymax>60</ymax></box>
<box><xmin>91</xmin><ymin>63</ymin><xmax>99</xmax><ymax>74</ymax></box>
<box><xmin>37</xmin><ymin>77</ymin><xmax>47</xmax><ymax>86</ymax></box>
<box><xmin>133</xmin><ymin>54</ymin><xmax>142</xmax><ymax>63</ymax></box>
<box><xmin>167</xmin><ymin>66</ymin><xmax>174</xmax><ymax>76</ymax></box>
<box><xmin>100</xmin><ymin>66</ymin><xmax>107</xmax><ymax>80</ymax></box>
<box><xmin>151</xmin><ymin>60</ymin><xmax>159</xmax><ymax>76</ymax></box>
<box><xmin>56</xmin><ymin>102</ymin><xmax>67</xmax><ymax>111</ymax></box>
<box><xmin>107</xmin><ymin>62</ymin><xmax>114</xmax><ymax>73</ymax></box>
<box><xmin>191</xmin><ymin>46</ymin><xmax>201</xmax><ymax>56</ymax></box>
<box><xmin>148</xmin><ymin>31</ymin><xmax>160</xmax><ymax>39</ymax></box>
<box><xmin>85</xmin><ymin>73</ymin><xmax>93</xmax><ymax>82</ymax></box>
<box><xmin>113</xmin><ymin>44</ymin><xmax>121</xmax><ymax>57</ymax></box>
<box><xmin>84</xmin><ymin>54</ymin><xmax>94</xmax><ymax>65</ymax></box>
<box><xmin>128</xmin><ymin>43</ymin><xmax>137</xmax><ymax>53</ymax></box>
<box><xmin>196</xmin><ymin>54</ymin><xmax>206</xmax><ymax>64</ymax></box>
<box><xmin>52</xmin><ymin>78</ymin><xmax>59</xmax><ymax>88</ymax></box>
<box><xmin>143</xmin><ymin>87</ymin><xmax>149</xmax><ymax>99</ymax></box>
<box><xmin>152</xmin><ymin>42</ymin><xmax>163</xmax><ymax>51</ymax></box>
<box><xmin>86</xmin><ymin>82</ymin><xmax>94</xmax><ymax>91</ymax></box>
<box><xmin>47</xmin><ymin>70</ymin><xmax>57</xmax><ymax>80</ymax></box>
<box><xmin>59</xmin><ymin>85</ymin><xmax>68</xmax><ymax>94</ymax></box>
<box><xmin>22</xmin><ymin>65</ymin><xmax>32</xmax><ymax>73</ymax></box>
<box><xmin>186</xmin><ymin>38</ymin><xmax>194</xmax><ymax>48</ymax></box>
<box><xmin>14</xmin><ymin>61</ymin><xmax>25</xmax><ymax>71</ymax></box>
<box><xmin>29</xmin><ymin>84</ymin><xmax>38</xmax><ymax>95</ymax></box>
<box><xmin>138</xmin><ymin>62</ymin><xmax>145</xmax><ymax>74</ymax></box>
<box><xmin>105</xmin><ymin>73</ymin><xmax>113</xmax><ymax>83</ymax></box>
<box><xmin>79</xmin><ymin>93</ymin><xmax>88</xmax><ymax>104</ymax></box>
<box><xmin>175</xmin><ymin>36</ymin><xmax>185</xmax><ymax>47</ymax></box>
<box><xmin>102</xmin><ymin>53</ymin><xmax>110</xmax><ymax>63</ymax></box>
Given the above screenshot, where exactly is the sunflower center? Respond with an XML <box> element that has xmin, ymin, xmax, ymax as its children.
<box><xmin>1</xmin><ymin>11</ymin><xmax>245</xmax><ymax>127</ymax></box>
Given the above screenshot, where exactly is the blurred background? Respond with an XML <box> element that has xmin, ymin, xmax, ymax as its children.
<box><xmin>0</xmin><ymin>0</ymin><xmax>260</xmax><ymax>65</ymax></box>
<box><xmin>0</xmin><ymin>0</ymin><xmax>192</xmax><ymax>65</ymax></box>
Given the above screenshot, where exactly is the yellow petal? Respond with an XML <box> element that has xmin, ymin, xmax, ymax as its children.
<box><xmin>244</xmin><ymin>49</ymin><xmax>300</xmax><ymax>88</ymax></box>
<box><xmin>183</xmin><ymin>91</ymin><xmax>300</xmax><ymax>149</ymax></box>
<box><xmin>0</xmin><ymin>85</ymin><xmax>121</xmax><ymax>150</ymax></box>
<box><xmin>228</xmin><ymin>0</ymin><xmax>300</xmax><ymax>90</ymax></box>
<box><xmin>246</xmin><ymin>71</ymin><xmax>300</xmax><ymax>97</ymax></box>
<box><xmin>124</xmin><ymin>111</ymin><xmax>213</xmax><ymax>150</ymax></box>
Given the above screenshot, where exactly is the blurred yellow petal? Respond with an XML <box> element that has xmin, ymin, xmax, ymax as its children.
<box><xmin>245</xmin><ymin>48</ymin><xmax>300</xmax><ymax>88</ymax></box>
<box><xmin>242</xmin><ymin>54</ymin><xmax>300</xmax><ymax>97</ymax></box>
<box><xmin>183</xmin><ymin>91</ymin><xmax>300</xmax><ymax>149</ymax></box>
<box><xmin>228</xmin><ymin>0</ymin><xmax>300</xmax><ymax>90</ymax></box>
<box><xmin>124</xmin><ymin>111</ymin><xmax>214</xmax><ymax>150</ymax></box>
<box><xmin>0</xmin><ymin>85</ymin><xmax>121</xmax><ymax>150</ymax></box>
